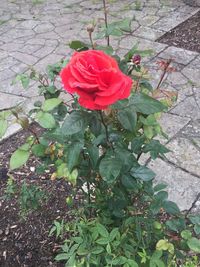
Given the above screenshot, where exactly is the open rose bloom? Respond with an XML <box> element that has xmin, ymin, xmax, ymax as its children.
<box><xmin>60</xmin><ymin>50</ymin><xmax>132</xmax><ymax>110</ymax></box>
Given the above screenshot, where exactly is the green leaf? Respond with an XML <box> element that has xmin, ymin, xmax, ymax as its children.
<box><xmin>194</xmin><ymin>224</ymin><xmax>200</xmax><ymax>235</ymax></box>
<box><xmin>42</xmin><ymin>98</ymin><xmax>62</xmax><ymax>111</ymax></box>
<box><xmin>131</xmin><ymin>136</ymin><xmax>145</xmax><ymax>154</ymax></box>
<box><xmin>55</xmin><ymin>253</ymin><xmax>69</xmax><ymax>261</ymax></box>
<box><xmin>36</xmin><ymin>111</ymin><xmax>56</xmax><ymax>129</ymax></box>
<box><xmin>66</xmin><ymin>142</ymin><xmax>83</xmax><ymax>172</ymax></box>
<box><xmin>87</xmin><ymin>145</ymin><xmax>99</xmax><ymax>169</ymax></box>
<box><xmin>130</xmin><ymin>166</ymin><xmax>155</xmax><ymax>181</ymax></box>
<box><xmin>117</xmin><ymin>106</ymin><xmax>137</xmax><ymax>131</ymax></box>
<box><xmin>96</xmin><ymin>223</ymin><xmax>109</xmax><ymax>238</ymax></box>
<box><xmin>181</xmin><ymin>230</ymin><xmax>192</xmax><ymax>240</ymax></box>
<box><xmin>10</xmin><ymin>147</ymin><xmax>30</xmax><ymax>170</ymax></box>
<box><xmin>69</xmin><ymin>40</ymin><xmax>89</xmax><ymax>51</ymax></box>
<box><xmin>91</xmin><ymin>246</ymin><xmax>104</xmax><ymax>255</ymax></box>
<box><xmin>96</xmin><ymin>237</ymin><xmax>109</xmax><ymax>245</ymax></box>
<box><xmin>143</xmin><ymin>140</ymin><xmax>170</xmax><ymax>159</ymax></box>
<box><xmin>121</xmin><ymin>174</ymin><xmax>137</xmax><ymax>190</ymax></box>
<box><xmin>109</xmin><ymin>228</ymin><xmax>119</xmax><ymax>242</ymax></box>
<box><xmin>0</xmin><ymin>119</ymin><xmax>7</xmax><ymax>138</ymax></box>
<box><xmin>106</xmin><ymin>243</ymin><xmax>111</xmax><ymax>254</ymax></box>
<box><xmin>188</xmin><ymin>215</ymin><xmax>200</xmax><ymax>225</ymax></box>
<box><xmin>162</xmin><ymin>201</ymin><xmax>180</xmax><ymax>215</ymax></box>
<box><xmin>13</xmin><ymin>74</ymin><xmax>30</xmax><ymax>89</ymax></box>
<box><xmin>99</xmin><ymin>157</ymin><xmax>122</xmax><ymax>183</ymax></box>
<box><xmin>61</xmin><ymin>111</ymin><xmax>88</xmax><ymax>135</ymax></box>
<box><xmin>166</xmin><ymin>218</ymin><xmax>186</xmax><ymax>232</ymax></box>
<box><xmin>154</xmin><ymin>183</ymin><xmax>167</xmax><ymax>192</ymax></box>
<box><xmin>95</xmin><ymin>45</ymin><xmax>114</xmax><ymax>55</ymax></box>
<box><xmin>187</xmin><ymin>237</ymin><xmax>200</xmax><ymax>253</ymax></box>
<box><xmin>130</xmin><ymin>93</ymin><xmax>166</xmax><ymax>114</ymax></box>
<box><xmin>32</xmin><ymin>144</ymin><xmax>46</xmax><ymax>157</ymax></box>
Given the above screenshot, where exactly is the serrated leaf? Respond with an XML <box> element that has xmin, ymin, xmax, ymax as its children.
<box><xmin>42</xmin><ymin>98</ymin><xmax>62</xmax><ymax>111</ymax></box>
<box><xmin>143</xmin><ymin>140</ymin><xmax>170</xmax><ymax>159</ymax></box>
<box><xmin>66</xmin><ymin>142</ymin><xmax>83</xmax><ymax>172</ymax></box>
<box><xmin>99</xmin><ymin>157</ymin><xmax>122</xmax><ymax>183</ymax></box>
<box><xmin>130</xmin><ymin>93</ymin><xmax>166</xmax><ymax>114</ymax></box>
<box><xmin>36</xmin><ymin>111</ymin><xmax>56</xmax><ymax>129</ymax></box>
<box><xmin>130</xmin><ymin>166</ymin><xmax>155</xmax><ymax>181</ymax></box>
<box><xmin>117</xmin><ymin>106</ymin><xmax>137</xmax><ymax>131</ymax></box>
<box><xmin>61</xmin><ymin>111</ymin><xmax>88</xmax><ymax>135</ymax></box>
<box><xmin>181</xmin><ymin>230</ymin><xmax>192</xmax><ymax>240</ymax></box>
<box><xmin>10</xmin><ymin>147</ymin><xmax>30</xmax><ymax>170</ymax></box>
<box><xmin>162</xmin><ymin>201</ymin><xmax>180</xmax><ymax>215</ymax></box>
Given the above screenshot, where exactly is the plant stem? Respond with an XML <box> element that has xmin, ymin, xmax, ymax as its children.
<box><xmin>99</xmin><ymin>111</ymin><xmax>109</xmax><ymax>144</ymax></box>
<box><xmin>156</xmin><ymin>59</ymin><xmax>172</xmax><ymax>90</ymax></box>
<box><xmin>102</xmin><ymin>0</ymin><xmax>110</xmax><ymax>46</ymax></box>
<box><xmin>88</xmin><ymin>32</ymin><xmax>95</xmax><ymax>49</ymax></box>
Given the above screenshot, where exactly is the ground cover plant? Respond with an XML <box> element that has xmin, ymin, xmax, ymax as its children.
<box><xmin>1</xmin><ymin>0</ymin><xmax>200</xmax><ymax>266</ymax></box>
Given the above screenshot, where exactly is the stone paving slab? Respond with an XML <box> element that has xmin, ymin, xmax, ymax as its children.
<box><xmin>0</xmin><ymin>0</ymin><xmax>200</xmax><ymax>211</ymax></box>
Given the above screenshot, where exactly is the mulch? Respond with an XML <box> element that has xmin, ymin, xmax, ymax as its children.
<box><xmin>0</xmin><ymin>125</ymin><xmax>73</xmax><ymax>267</ymax></box>
<box><xmin>157</xmin><ymin>11</ymin><xmax>200</xmax><ymax>53</ymax></box>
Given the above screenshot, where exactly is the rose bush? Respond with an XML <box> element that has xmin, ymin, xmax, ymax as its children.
<box><xmin>60</xmin><ymin>50</ymin><xmax>132</xmax><ymax>110</ymax></box>
<box><xmin>2</xmin><ymin>0</ymin><xmax>200</xmax><ymax>266</ymax></box>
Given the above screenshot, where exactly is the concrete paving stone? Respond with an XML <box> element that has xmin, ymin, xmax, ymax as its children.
<box><xmin>0</xmin><ymin>69</ymin><xmax>15</xmax><ymax>82</ymax></box>
<box><xmin>139</xmin><ymin>15</ymin><xmax>160</xmax><ymax>26</ymax></box>
<box><xmin>159</xmin><ymin>113</ymin><xmax>190</xmax><ymax>140</ymax></box>
<box><xmin>182</xmin><ymin>67</ymin><xmax>200</xmax><ymax>87</ymax></box>
<box><xmin>0</xmin><ymin>50</ymin><xmax>8</xmax><ymax>60</ymax></box>
<box><xmin>164</xmin><ymin>71</ymin><xmax>189</xmax><ymax>86</ymax></box>
<box><xmin>10</xmin><ymin>52</ymin><xmax>39</xmax><ymax>65</ymax></box>
<box><xmin>119</xmin><ymin>35</ymin><xmax>167</xmax><ymax>54</ymax></box>
<box><xmin>156</xmin><ymin>5</ymin><xmax>177</xmax><ymax>16</ymax></box>
<box><xmin>0</xmin><ymin>92</ymin><xmax>26</xmax><ymax>110</ymax></box>
<box><xmin>170</xmin><ymin>96</ymin><xmax>200</xmax><ymax>120</ymax></box>
<box><xmin>149</xmin><ymin>158</ymin><xmax>200</xmax><ymax>210</ymax></box>
<box><xmin>33</xmin><ymin>53</ymin><xmax>63</xmax><ymax>72</ymax></box>
<box><xmin>152</xmin><ymin>13</ymin><xmax>189</xmax><ymax>32</ymax></box>
<box><xmin>1</xmin><ymin>42</ymin><xmax>24</xmax><ymax>52</ymax></box>
<box><xmin>1</xmin><ymin>28</ymin><xmax>35</xmax><ymax>40</ymax></box>
<box><xmin>166</xmin><ymin>137</ymin><xmax>200</xmax><ymax>176</ymax></box>
<box><xmin>0</xmin><ymin>56</ymin><xmax>19</xmax><ymax>71</ymax></box>
<box><xmin>133</xmin><ymin>26</ymin><xmax>165</xmax><ymax>41</ymax></box>
<box><xmin>16</xmin><ymin>20</ymin><xmax>40</xmax><ymax>29</ymax></box>
<box><xmin>187</xmin><ymin>55</ymin><xmax>200</xmax><ymax>69</ymax></box>
<box><xmin>34</xmin><ymin>22</ymin><xmax>55</xmax><ymax>33</ymax></box>
<box><xmin>19</xmin><ymin>44</ymin><xmax>43</xmax><ymax>54</ymax></box>
<box><xmin>11</xmin><ymin>62</ymin><xmax>28</xmax><ymax>74</ymax></box>
<box><xmin>141</xmin><ymin>7</ymin><xmax>159</xmax><ymax>15</ymax></box>
<box><xmin>2</xmin><ymin>123</ymin><xmax>21</xmax><ymax>140</ymax></box>
<box><xmin>26</xmin><ymin>38</ymin><xmax>46</xmax><ymax>45</ymax></box>
<box><xmin>34</xmin><ymin>46</ymin><xmax>57</xmax><ymax>58</ymax></box>
<box><xmin>158</xmin><ymin>47</ymin><xmax>199</xmax><ymax>65</ymax></box>
<box><xmin>193</xmin><ymin>86</ymin><xmax>200</xmax><ymax>109</ymax></box>
<box><xmin>180</xmin><ymin>120</ymin><xmax>200</xmax><ymax>139</ymax></box>
<box><xmin>35</xmin><ymin>31</ymin><xmax>61</xmax><ymax>41</ymax></box>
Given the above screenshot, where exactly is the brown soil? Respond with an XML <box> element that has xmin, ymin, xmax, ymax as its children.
<box><xmin>0</xmin><ymin>125</ymin><xmax>73</xmax><ymax>267</ymax></box>
<box><xmin>157</xmin><ymin>11</ymin><xmax>200</xmax><ymax>53</ymax></box>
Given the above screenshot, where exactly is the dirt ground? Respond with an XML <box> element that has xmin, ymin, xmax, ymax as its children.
<box><xmin>0</xmin><ymin>125</ymin><xmax>71</xmax><ymax>267</ymax></box>
<box><xmin>157</xmin><ymin>11</ymin><xmax>200</xmax><ymax>53</ymax></box>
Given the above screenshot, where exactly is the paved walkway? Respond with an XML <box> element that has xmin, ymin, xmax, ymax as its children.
<box><xmin>0</xmin><ymin>0</ymin><xmax>200</xmax><ymax>211</ymax></box>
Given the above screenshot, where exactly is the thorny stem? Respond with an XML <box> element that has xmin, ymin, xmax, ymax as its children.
<box><xmin>102</xmin><ymin>0</ymin><xmax>110</xmax><ymax>46</ymax></box>
<box><xmin>156</xmin><ymin>59</ymin><xmax>172</xmax><ymax>90</ymax></box>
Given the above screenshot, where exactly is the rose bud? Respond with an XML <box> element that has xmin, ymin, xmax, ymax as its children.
<box><xmin>86</xmin><ymin>24</ymin><xmax>95</xmax><ymax>33</ymax></box>
<box><xmin>132</xmin><ymin>54</ymin><xmax>141</xmax><ymax>65</ymax></box>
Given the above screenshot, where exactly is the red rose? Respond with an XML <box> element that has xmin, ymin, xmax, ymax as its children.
<box><xmin>60</xmin><ymin>50</ymin><xmax>132</xmax><ymax>110</ymax></box>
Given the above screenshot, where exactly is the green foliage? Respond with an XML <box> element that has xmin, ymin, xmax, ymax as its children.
<box><xmin>19</xmin><ymin>181</ymin><xmax>48</xmax><ymax>218</ymax></box>
<box><xmin>4</xmin><ymin>2</ymin><xmax>199</xmax><ymax>266</ymax></box>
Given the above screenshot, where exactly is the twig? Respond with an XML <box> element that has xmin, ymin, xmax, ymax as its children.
<box><xmin>185</xmin><ymin>192</ymin><xmax>200</xmax><ymax>217</ymax></box>
<box><xmin>156</xmin><ymin>59</ymin><xmax>172</xmax><ymax>90</ymax></box>
<box><xmin>102</xmin><ymin>0</ymin><xmax>110</xmax><ymax>46</ymax></box>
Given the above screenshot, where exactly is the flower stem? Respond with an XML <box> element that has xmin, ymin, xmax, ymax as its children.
<box><xmin>156</xmin><ymin>59</ymin><xmax>172</xmax><ymax>90</ymax></box>
<box><xmin>102</xmin><ymin>0</ymin><xmax>110</xmax><ymax>46</ymax></box>
<box><xmin>99</xmin><ymin>111</ymin><xmax>109</xmax><ymax>143</ymax></box>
